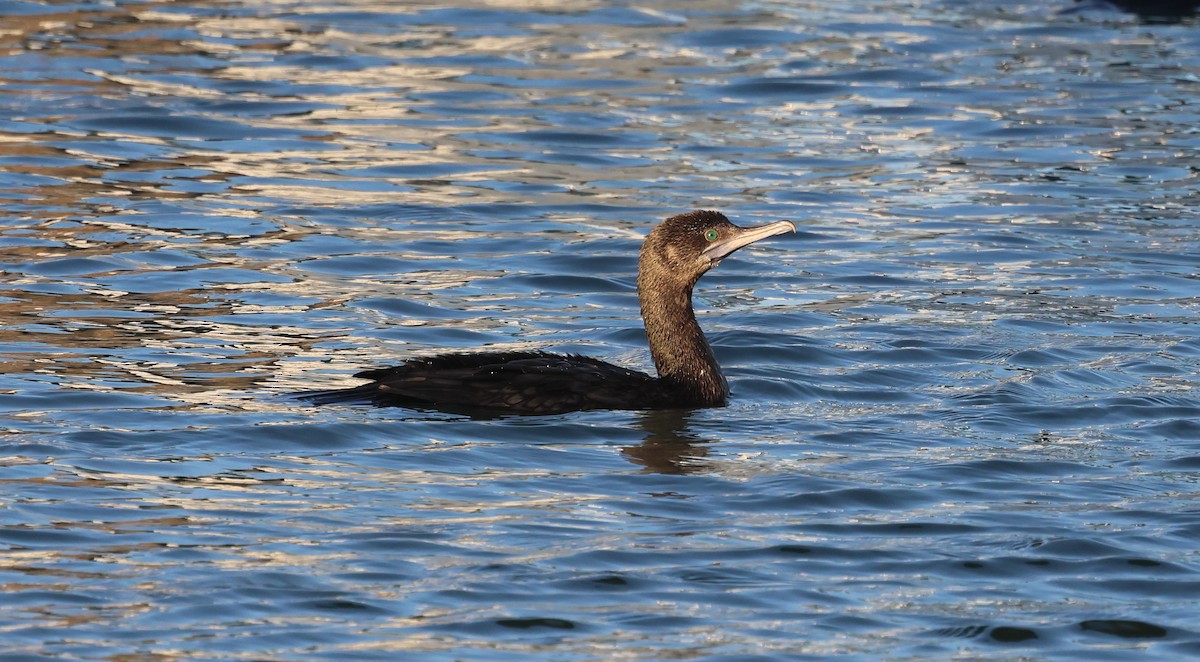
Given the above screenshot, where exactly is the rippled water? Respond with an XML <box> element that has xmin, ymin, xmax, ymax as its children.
<box><xmin>3</xmin><ymin>0</ymin><xmax>1200</xmax><ymax>657</ymax></box>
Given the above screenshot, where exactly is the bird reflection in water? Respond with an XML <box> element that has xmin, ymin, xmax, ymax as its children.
<box><xmin>622</xmin><ymin>409</ymin><xmax>713</xmax><ymax>474</ymax></box>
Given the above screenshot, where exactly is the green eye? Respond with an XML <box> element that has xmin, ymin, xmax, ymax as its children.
<box><xmin>704</xmin><ymin>229</ymin><xmax>719</xmax><ymax>241</ymax></box>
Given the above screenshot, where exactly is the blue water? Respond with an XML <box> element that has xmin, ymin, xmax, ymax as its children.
<box><xmin>2</xmin><ymin>0</ymin><xmax>1199</xmax><ymax>657</ymax></box>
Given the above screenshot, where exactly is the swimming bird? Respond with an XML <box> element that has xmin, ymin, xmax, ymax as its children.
<box><xmin>299</xmin><ymin>210</ymin><xmax>794</xmax><ymax>414</ymax></box>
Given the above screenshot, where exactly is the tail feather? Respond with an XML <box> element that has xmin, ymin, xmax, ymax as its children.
<box><xmin>295</xmin><ymin>384</ymin><xmax>383</xmax><ymax>406</ymax></box>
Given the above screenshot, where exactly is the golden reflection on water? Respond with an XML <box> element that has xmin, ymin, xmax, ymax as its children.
<box><xmin>0</xmin><ymin>0</ymin><xmax>787</xmax><ymax>211</ymax></box>
<box><xmin>2</xmin><ymin>0</ymin><xmax>718</xmax><ymax>413</ymax></box>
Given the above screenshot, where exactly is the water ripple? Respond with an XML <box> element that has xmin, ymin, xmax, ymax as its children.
<box><xmin>2</xmin><ymin>0</ymin><xmax>1200</xmax><ymax>658</ymax></box>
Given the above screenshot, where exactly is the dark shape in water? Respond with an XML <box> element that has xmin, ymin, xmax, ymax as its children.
<box><xmin>298</xmin><ymin>210</ymin><xmax>794</xmax><ymax>415</ymax></box>
<box><xmin>1068</xmin><ymin>0</ymin><xmax>1200</xmax><ymax>19</ymax></box>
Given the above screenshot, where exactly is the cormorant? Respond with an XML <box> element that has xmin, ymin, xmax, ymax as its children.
<box><xmin>298</xmin><ymin>210</ymin><xmax>794</xmax><ymax>414</ymax></box>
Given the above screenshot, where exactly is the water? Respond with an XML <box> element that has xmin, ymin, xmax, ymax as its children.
<box><xmin>2</xmin><ymin>0</ymin><xmax>1199</xmax><ymax>657</ymax></box>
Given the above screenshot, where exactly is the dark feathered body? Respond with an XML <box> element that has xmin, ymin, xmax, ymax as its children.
<box><xmin>299</xmin><ymin>350</ymin><xmax>701</xmax><ymax>415</ymax></box>
<box><xmin>298</xmin><ymin>211</ymin><xmax>793</xmax><ymax>415</ymax></box>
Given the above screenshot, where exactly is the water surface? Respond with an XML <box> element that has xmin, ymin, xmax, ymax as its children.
<box><xmin>2</xmin><ymin>0</ymin><xmax>1199</xmax><ymax>658</ymax></box>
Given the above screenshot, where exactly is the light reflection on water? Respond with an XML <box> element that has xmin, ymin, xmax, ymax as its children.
<box><xmin>2</xmin><ymin>0</ymin><xmax>1200</xmax><ymax>657</ymax></box>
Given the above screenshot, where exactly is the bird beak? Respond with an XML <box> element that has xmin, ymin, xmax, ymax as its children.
<box><xmin>701</xmin><ymin>220</ymin><xmax>796</xmax><ymax>263</ymax></box>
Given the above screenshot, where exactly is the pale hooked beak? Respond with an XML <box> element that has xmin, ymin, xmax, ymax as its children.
<box><xmin>700</xmin><ymin>220</ymin><xmax>796</xmax><ymax>263</ymax></box>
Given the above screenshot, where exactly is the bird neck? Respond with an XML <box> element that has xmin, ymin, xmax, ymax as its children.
<box><xmin>637</xmin><ymin>278</ymin><xmax>729</xmax><ymax>406</ymax></box>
